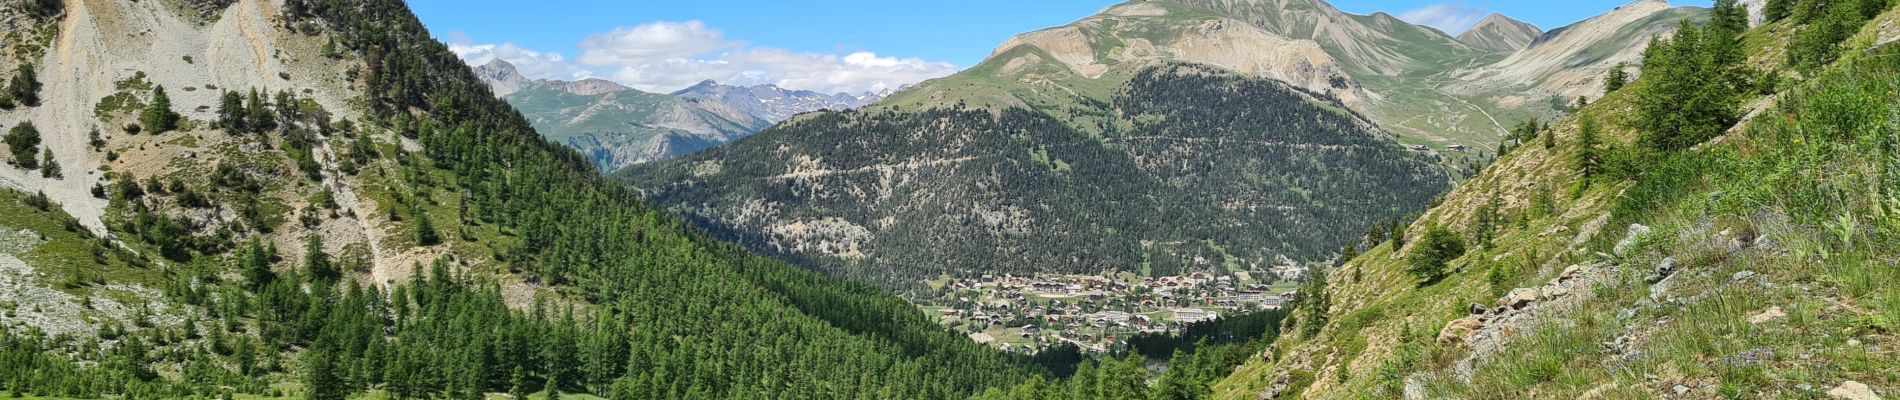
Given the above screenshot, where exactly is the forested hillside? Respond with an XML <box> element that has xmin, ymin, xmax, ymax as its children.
<box><xmin>1210</xmin><ymin>1</ymin><xmax>1900</xmax><ymax>398</ymax></box>
<box><xmin>0</xmin><ymin>0</ymin><xmax>1046</xmax><ymax>398</ymax></box>
<box><xmin>621</xmin><ymin>64</ymin><xmax>1447</xmax><ymax>288</ymax></box>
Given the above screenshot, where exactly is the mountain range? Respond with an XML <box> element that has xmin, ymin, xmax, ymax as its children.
<box><xmin>472</xmin><ymin>59</ymin><xmax>883</xmax><ymax>171</ymax></box>
<box><xmin>618</xmin><ymin>0</ymin><xmax>1710</xmax><ymax>287</ymax></box>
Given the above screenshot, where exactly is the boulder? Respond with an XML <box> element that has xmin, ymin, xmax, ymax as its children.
<box><xmin>1828</xmin><ymin>381</ymin><xmax>1880</xmax><ymax>400</ymax></box>
<box><xmin>1502</xmin><ymin>288</ymin><xmax>1540</xmax><ymax>309</ymax></box>
<box><xmin>1437</xmin><ymin>317</ymin><xmax>1483</xmax><ymax>346</ymax></box>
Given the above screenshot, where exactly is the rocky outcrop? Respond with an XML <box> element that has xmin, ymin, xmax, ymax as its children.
<box><xmin>671</xmin><ymin>80</ymin><xmax>883</xmax><ymax>123</ymax></box>
<box><xmin>1440</xmin><ymin>261</ymin><xmax>1618</xmax><ymax>380</ymax></box>
<box><xmin>473</xmin><ymin>58</ymin><xmax>526</xmax><ymax>97</ymax></box>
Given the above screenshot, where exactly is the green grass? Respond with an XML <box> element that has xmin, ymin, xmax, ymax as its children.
<box><xmin>0</xmin><ymin>189</ymin><xmax>147</xmax><ymax>292</ymax></box>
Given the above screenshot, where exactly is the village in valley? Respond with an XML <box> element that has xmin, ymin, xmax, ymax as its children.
<box><xmin>914</xmin><ymin>267</ymin><xmax>1304</xmax><ymax>354</ymax></box>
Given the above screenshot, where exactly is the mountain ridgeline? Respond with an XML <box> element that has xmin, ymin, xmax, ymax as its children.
<box><xmin>476</xmin><ymin>59</ymin><xmax>881</xmax><ymax>172</ymax></box>
<box><xmin>621</xmin><ymin>64</ymin><xmax>1447</xmax><ymax>286</ymax></box>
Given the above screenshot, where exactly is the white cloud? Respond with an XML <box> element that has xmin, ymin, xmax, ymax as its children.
<box><xmin>1397</xmin><ymin>3</ymin><xmax>1491</xmax><ymax>36</ymax></box>
<box><xmin>577</xmin><ymin>21</ymin><xmax>740</xmax><ymax>66</ymax></box>
<box><xmin>448</xmin><ymin>42</ymin><xmax>594</xmax><ymax>81</ymax></box>
<box><xmin>450</xmin><ymin>21</ymin><xmax>957</xmax><ymax>95</ymax></box>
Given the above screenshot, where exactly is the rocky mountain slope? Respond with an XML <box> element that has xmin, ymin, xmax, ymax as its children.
<box><xmin>1210</xmin><ymin>4</ymin><xmax>1900</xmax><ymax>398</ymax></box>
<box><xmin>624</xmin><ymin>61</ymin><xmax>1447</xmax><ymax>288</ymax></box>
<box><xmin>1158</xmin><ymin>0</ymin><xmax>1482</xmax><ymax>76</ymax></box>
<box><xmin>621</xmin><ymin>0</ymin><xmax>1716</xmax><ymax>288</ymax></box>
<box><xmin>1458</xmin><ymin>13</ymin><xmax>1542</xmax><ymax>52</ymax></box>
<box><xmin>1448</xmin><ymin>0</ymin><xmax>1707</xmax><ymax>103</ymax></box>
<box><xmin>488</xmin><ymin>62</ymin><xmax>771</xmax><ymax>171</ymax></box>
<box><xmin>671</xmin><ymin>79</ymin><xmax>884</xmax><ymax>123</ymax></box>
<box><xmin>474</xmin><ymin>59</ymin><xmax>887</xmax><ymax>171</ymax></box>
<box><xmin>0</xmin><ymin>0</ymin><xmax>1045</xmax><ymax>398</ymax></box>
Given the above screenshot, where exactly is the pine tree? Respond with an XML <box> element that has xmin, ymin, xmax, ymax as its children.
<box><xmin>509</xmin><ymin>366</ymin><xmax>531</xmax><ymax>399</ymax></box>
<box><xmin>6</xmin><ymin>64</ymin><xmax>38</xmax><ymax>107</ymax></box>
<box><xmin>1636</xmin><ymin>22</ymin><xmax>1742</xmax><ymax>151</ymax></box>
<box><xmin>88</xmin><ymin>127</ymin><xmax>105</xmax><ymax>151</ymax></box>
<box><xmin>140</xmin><ymin>86</ymin><xmax>180</xmax><ymax>134</ymax></box>
<box><xmin>1577</xmin><ymin>114</ymin><xmax>1602</xmax><ymax>186</ymax></box>
<box><xmin>1604</xmin><ymin>62</ymin><xmax>1629</xmax><ymax>92</ymax></box>
<box><xmin>1765</xmin><ymin>0</ymin><xmax>1795</xmax><ymax>22</ymax></box>
<box><xmin>38</xmin><ymin>149</ymin><xmax>58</xmax><ymax>178</ymax></box>
<box><xmin>219</xmin><ymin>90</ymin><xmax>247</xmax><ymax>133</ymax></box>
<box><xmin>304</xmin><ymin>349</ymin><xmax>347</xmax><ymax>400</ymax></box>
<box><xmin>247</xmin><ymin>89</ymin><xmax>276</xmax><ymax>133</ymax></box>
<box><xmin>1096</xmin><ymin>355</ymin><xmax>1150</xmax><ymax>400</ymax></box>
<box><xmin>242</xmin><ymin>237</ymin><xmax>275</xmax><ymax>291</ymax></box>
<box><xmin>1712</xmin><ymin>0</ymin><xmax>1751</xmax><ymax>34</ymax></box>
<box><xmin>1389</xmin><ymin>219</ymin><xmax>1407</xmax><ymax>249</ymax></box>
<box><xmin>1407</xmin><ymin>226</ymin><xmax>1466</xmax><ymax>285</ymax></box>
<box><xmin>304</xmin><ymin>234</ymin><xmax>337</xmax><ymax>283</ymax></box>
<box><xmin>413</xmin><ymin>207</ymin><xmax>439</xmax><ymax>246</ymax></box>
<box><xmin>1298</xmin><ymin>267</ymin><xmax>1330</xmax><ymax>338</ymax></box>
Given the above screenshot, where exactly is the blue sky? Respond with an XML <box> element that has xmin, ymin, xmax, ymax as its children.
<box><xmin>412</xmin><ymin>0</ymin><xmax>1707</xmax><ymax>94</ymax></box>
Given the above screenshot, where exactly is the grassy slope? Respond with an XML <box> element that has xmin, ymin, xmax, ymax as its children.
<box><xmin>504</xmin><ymin>84</ymin><xmax>682</xmax><ymax>142</ymax></box>
<box><xmin>1213</xmin><ymin>8</ymin><xmax>1900</xmax><ymax>399</ymax></box>
<box><xmin>878</xmin><ymin>0</ymin><xmax>1313</xmax><ymax>138</ymax></box>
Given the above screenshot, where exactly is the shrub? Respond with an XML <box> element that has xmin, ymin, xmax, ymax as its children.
<box><xmin>1407</xmin><ymin>226</ymin><xmax>1466</xmax><ymax>284</ymax></box>
<box><xmin>5</xmin><ymin>121</ymin><xmax>42</xmax><ymax>169</ymax></box>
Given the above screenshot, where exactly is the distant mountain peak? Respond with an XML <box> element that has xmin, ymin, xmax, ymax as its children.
<box><xmin>672</xmin><ymin>81</ymin><xmax>883</xmax><ymax>123</ymax></box>
<box><xmin>1458</xmin><ymin>13</ymin><xmax>1543</xmax><ymax>52</ymax></box>
<box><xmin>473</xmin><ymin>58</ymin><xmax>527</xmax><ymax>96</ymax></box>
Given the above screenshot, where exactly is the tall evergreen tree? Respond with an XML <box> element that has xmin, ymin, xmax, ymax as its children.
<box><xmin>246</xmin><ymin>89</ymin><xmax>276</xmax><ymax>133</ymax></box>
<box><xmin>219</xmin><ymin>91</ymin><xmax>247</xmax><ymax>132</ymax></box>
<box><xmin>140</xmin><ymin>86</ymin><xmax>180</xmax><ymax>134</ymax></box>
<box><xmin>304</xmin><ymin>235</ymin><xmax>337</xmax><ymax>283</ymax></box>
<box><xmin>303</xmin><ymin>350</ymin><xmax>347</xmax><ymax>400</ymax></box>
<box><xmin>242</xmin><ymin>237</ymin><xmax>275</xmax><ymax>291</ymax></box>
<box><xmin>1636</xmin><ymin>22</ymin><xmax>1743</xmax><ymax>151</ymax></box>
<box><xmin>1298</xmin><ymin>267</ymin><xmax>1330</xmax><ymax>338</ymax></box>
<box><xmin>1578</xmin><ymin>115</ymin><xmax>1602</xmax><ymax>186</ymax></box>
<box><xmin>1765</xmin><ymin>0</ymin><xmax>1795</xmax><ymax>22</ymax></box>
<box><xmin>1604</xmin><ymin>62</ymin><xmax>1630</xmax><ymax>92</ymax></box>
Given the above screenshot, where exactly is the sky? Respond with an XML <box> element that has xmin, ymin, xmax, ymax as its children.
<box><xmin>411</xmin><ymin>0</ymin><xmax>1709</xmax><ymax>95</ymax></box>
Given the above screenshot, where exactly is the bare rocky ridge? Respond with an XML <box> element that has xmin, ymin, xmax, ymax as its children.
<box><xmin>1458</xmin><ymin>13</ymin><xmax>1543</xmax><ymax>52</ymax></box>
<box><xmin>671</xmin><ymin>80</ymin><xmax>884</xmax><ymax>123</ymax></box>
<box><xmin>472</xmin><ymin>58</ymin><xmax>630</xmax><ymax>97</ymax></box>
<box><xmin>992</xmin><ymin>3</ymin><xmax>1362</xmax><ymax>105</ymax></box>
<box><xmin>471</xmin><ymin>58</ymin><xmax>526</xmax><ymax>96</ymax></box>
<box><xmin>1450</xmin><ymin>0</ymin><xmax>1693</xmax><ymax>101</ymax></box>
<box><xmin>1156</xmin><ymin>0</ymin><xmax>1477</xmax><ymax>76</ymax></box>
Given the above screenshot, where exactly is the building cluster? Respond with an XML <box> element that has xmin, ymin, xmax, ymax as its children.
<box><xmin>926</xmin><ymin>272</ymin><xmax>1290</xmax><ymax>354</ymax></box>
